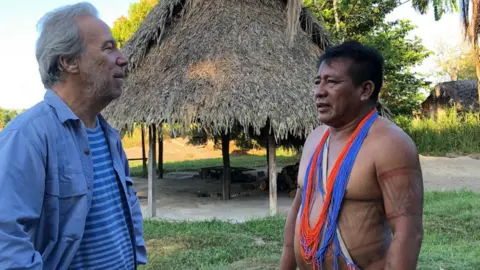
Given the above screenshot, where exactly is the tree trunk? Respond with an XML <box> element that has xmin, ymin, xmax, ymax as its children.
<box><xmin>449</xmin><ymin>71</ymin><xmax>458</xmax><ymax>81</ymax></box>
<box><xmin>471</xmin><ymin>0</ymin><xmax>480</xmax><ymax>106</ymax></box>
<box><xmin>333</xmin><ymin>0</ymin><xmax>340</xmax><ymax>32</ymax></box>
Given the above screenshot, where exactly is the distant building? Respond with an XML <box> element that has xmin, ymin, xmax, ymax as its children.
<box><xmin>421</xmin><ymin>80</ymin><xmax>479</xmax><ymax>117</ymax></box>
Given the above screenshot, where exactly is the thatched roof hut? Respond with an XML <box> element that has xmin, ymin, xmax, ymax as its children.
<box><xmin>421</xmin><ymin>80</ymin><xmax>479</xmax><ymax>116</ymax></box>
<box><xmin>104</xmin><ymin>0</ymin><xmax>330</xmax><ymax>140</ymax></box>
<box><xmin>102</xmin><ymin>0</ymin><xmax>332</xmax><ymax>217</ymax></box>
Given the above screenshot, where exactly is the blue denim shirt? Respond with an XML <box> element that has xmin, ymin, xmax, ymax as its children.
<box><xmin>0</xmin><ymin>89</ymin><xmax>147</xmax><ymax>269</ymax></box>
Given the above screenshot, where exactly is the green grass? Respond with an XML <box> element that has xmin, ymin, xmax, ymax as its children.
<box><xmin>129</xmin><ymin>154</ymin><xmax>300</xmax><ymax>177</ymax></box>
<box><xmin>139</xmin><ymin>190</ymin><xmax>480</xmax><ymax>270</ymax></box>
<box><xmin>394</xmin><ymin>109</ymin><xmax>480</xmax><ymax>156</ymax></box>
<box><xmin>418</xmin><ymin>190</ymin><xmax>480</xmax><ymax>269</ymax></box>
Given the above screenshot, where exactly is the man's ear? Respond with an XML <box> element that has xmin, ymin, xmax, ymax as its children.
<box><xmin>359</xmin><ymin>80</ymin><xmax>375</xmax><ymax>101</ymax></box>
<box><xmin>58</xmin><ymin>56</ymin><xmax>80</xmax><ymax>74</ymax></box>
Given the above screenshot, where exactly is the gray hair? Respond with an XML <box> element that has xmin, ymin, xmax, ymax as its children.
<box><xmin>35</xmin><ymin>2</ymin><xmax>99</xmax><ymax>88</ymax></box>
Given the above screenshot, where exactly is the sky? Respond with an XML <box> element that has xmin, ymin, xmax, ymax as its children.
<box><xmin>0</xmin><ymin>0</ymin><xmax>463</xmax><ymax>110</ymax></box>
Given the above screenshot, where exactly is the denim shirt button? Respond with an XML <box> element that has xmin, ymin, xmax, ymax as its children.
<box><xmin>84</xmin><ymin>149</ymin><xmax>90</xmax><ymax>155</ymax></box>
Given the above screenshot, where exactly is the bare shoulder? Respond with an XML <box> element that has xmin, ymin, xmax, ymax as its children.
<box><xmin>304</xmin><ymin>125</ymin><xmax>328</xmax><ymax>149</ymax></box>
<box><xmin>369</xmin><ymin>117</ymin><xmax>421</xmax><ymax>175</ymax></box>
<box><xmin>300</xmin><ymin>125</ymin><xmax>328</xmax><ymax>162</ymax></box>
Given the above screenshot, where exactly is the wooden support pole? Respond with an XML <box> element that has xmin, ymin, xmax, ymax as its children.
<box><xmin>147</xmin><ymin>124</ymin><xmax>157</xmax><ymax>218</ymax></box>
<box><xmin>221</xmin><ymin>132</ymin><xmax>231</xmax><ymax>200</ymax></box>
<box><xmin>266</xmin><ymin>139</ymin><xmax>270</xmax><ymax>181</ymax></box>
<box><xmin>141</xmin><ymin>124</ymin><xmax>147</xmax><ymax>178</ymax></box>
<box><xmin>268</xmin><ymin>133</ymin><xmax>277</xmax><ymax>216</ymax></box>
<box><xmin>157</xmin><ymin>125</ymin><xmax>163</xmax><ymax>179</ymax></box>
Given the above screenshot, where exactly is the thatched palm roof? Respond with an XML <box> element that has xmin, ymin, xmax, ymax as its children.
<box><xmin>421</xmin><ymin>80</ymin><xmax>479</xmax><ymax>111</ymax></box>
<box><xmin>103</xmin><ymin>0</ymin><xmax>332</xmax><ymax>140</ymax></box>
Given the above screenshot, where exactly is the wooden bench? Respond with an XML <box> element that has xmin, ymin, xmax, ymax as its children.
<box><xmin>128</xmin><ymin>158</ymin><xmax>147</xmax><ymax>161</ymax></box>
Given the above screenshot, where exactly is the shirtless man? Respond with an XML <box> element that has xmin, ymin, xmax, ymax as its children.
<box><xmin>280</xmin><ymin>41</ymin><xmax>424</xmax><ymax>270</ymax></box>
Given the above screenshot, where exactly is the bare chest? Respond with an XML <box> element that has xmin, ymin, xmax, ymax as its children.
<box><xmin>297</xmin><ymin>140</ymin><xmax>381</xmax><ymax>201</ymax></box>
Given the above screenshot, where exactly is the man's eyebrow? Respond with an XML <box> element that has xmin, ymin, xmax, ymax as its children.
<box><xmin>102</xmin><ymin>39</ymin><xmax>116</xmax><ymax>47</ymax></box>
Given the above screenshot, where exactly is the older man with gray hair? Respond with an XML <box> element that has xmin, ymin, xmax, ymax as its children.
<box><xmin>0</xmin><ymin>2</ymin><xmax>147</xmax><ymax>269</ymax></box>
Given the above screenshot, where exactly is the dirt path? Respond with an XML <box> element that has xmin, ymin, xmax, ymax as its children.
<box><xmin>420</xmin><ymin>155</ymin><xmax>480</xmax><ymax>191</ymax></box>
<box><xmin>132</xmin><ymin>155</ymin><xmax>480</xmax><ymax>222</ymax></box>
<box><xmin>124</xmin><ymin>138</ymin><xmax>267</xmax><ymax>162</ymax></box>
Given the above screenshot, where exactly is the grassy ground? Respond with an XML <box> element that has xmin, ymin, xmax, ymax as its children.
<box><xmin>139</xmin><ymin>190</ymin><xmax>480</xmax><ymax>270</ymax></box>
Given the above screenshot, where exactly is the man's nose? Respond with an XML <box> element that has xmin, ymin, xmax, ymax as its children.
<box><xmin>116</xmin><ymin>53</ymin><xmax>128</xmax><ymax>67</ymax></box>
<box><xmin>314</xmin><ymin>84</ymin><xmax>327</xmax><ymax>99</ymax></box>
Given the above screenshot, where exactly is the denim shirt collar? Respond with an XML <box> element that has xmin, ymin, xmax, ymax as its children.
<box><xmin>44</xmin><ymin>89</ymin><xmax>79</xmax><ymax>124</ymax></box>
<box><xmin>43</xmin><ymin>88</ymin><xmax>120</xmax><ymax>136</ymax></box>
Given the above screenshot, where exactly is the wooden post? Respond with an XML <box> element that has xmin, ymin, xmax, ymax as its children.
<box><xmin>147</xmin><ymin>124</ymin><xmax>157</xmax><ymax>218</ymax></box>
<box><xmin>268</xmin><ymin>133</ymin><xmax>277</xmax><ymax>216</ymax></box>
<box><xmin>157</xmin><ymin>125</ymin><xmax>163</xmax><ymax>179</ymax></box>
<box><xmin>266</xmin><ymin>138</ymin><xmax>270</xmax><ymax>181</ymax></box>
<box><xmin>221</xmin><ymin>132</ymin><xmax>231</xmax><ymax>200</ymax></box>
<box><xmin>141</xmin><ymin>124</ymin><xmax>147</xmax><ymax>178</ymax></box>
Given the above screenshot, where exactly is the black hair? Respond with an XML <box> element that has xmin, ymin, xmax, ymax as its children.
<box><xmin>317</xmin><ymin>40</ymin><xmax>384</xmax><ymax>102</ymax></box>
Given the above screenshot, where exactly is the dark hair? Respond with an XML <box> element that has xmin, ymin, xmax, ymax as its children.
<box><xmin>317</xmin><ymin>40</ymin><xmax>384</xmax><ymax>102</ymax></box>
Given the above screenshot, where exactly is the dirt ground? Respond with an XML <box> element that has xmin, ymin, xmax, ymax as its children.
<box><xmin>131</xmin><ymin>154</ymin><xmax>480</xmax><ymax>223</ymax></box>
<box><xmin>124</xmin><ymin>138</ymin><xmax>268</xmax><ymax>163</ymax></box>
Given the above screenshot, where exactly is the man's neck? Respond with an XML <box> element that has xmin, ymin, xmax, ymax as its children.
<box><xmin>328</xmin><ymin>105</ymin><xmax>375</xmax><ymax>141</ymax></box>
<box><xmin>51</xmin><ymin>83</ymin><xmax>103</xmax><ymax>129</ymax></box>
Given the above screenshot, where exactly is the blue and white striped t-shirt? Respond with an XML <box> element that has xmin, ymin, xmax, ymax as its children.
<box><xmin>68</xmin><ymin>120</ymin><xmax>135</xmax><ymax>270</ymax></box>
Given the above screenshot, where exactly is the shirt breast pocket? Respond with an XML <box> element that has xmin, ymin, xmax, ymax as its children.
<box><xmin>44</xmin><ymin>171</ymin><xmax>89</xmax><ymax>240</ymax></box>
<box><xmin>45</xmin><ymin>172</ymin><xmax>89</xmax><ymax>198</ymax></box>
<box><xmin>125</xmin><ymin>177</ymin><xmax>139</xmax><ymax>208</ymax></box>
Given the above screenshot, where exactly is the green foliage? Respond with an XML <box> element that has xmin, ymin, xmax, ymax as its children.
<box><xmin>457</xmin><ymin>49</ymin><xmax>477</xmax><ymax>80</ymax></box>
<box><xmin>186</xmin><ymin>125</ymin><xmax>262</xmax><ymax>152</ymax></box>
<box><xmin>305</xmin><ymin>0</ymin><xmax>431</xmax><ymax>116</ymax></box>
<box><xmin>411</xmin><ymin>1</ymin><xmax>480</xmax><ymax>103</ymax></box>
<box><xmin>411</xmin><ymin>0</ymin><xmax>459</xmax><ymax>21</ymax></box>
<box><xmin>0</xmin><ymin>108</ymin><xmax>22</xmax><ymax>130</ymax></box>
<box><xmin>432</xmin><ymin>40</ymin><xmax>476</xmax><ymax>80</ymax></box>
<box><xmin>358</xmin><ymin>20</ymin><xmax>431</xmax><ymax>115</ymax></box>
<box><xmin>111</xmin><ymin>0</ymin><xmax>159</xmax><ymax>47</ymax></box>
<box><xmin>393</xmin><ymin>108</ymin><xmax>480</xmax><ymax>155</ymax></box>
<box><xmin>186</xmin><ymin>128</ymin><xmax>211</xmax><ymax>146</ymax></box>
<box><xmin>233</xmin><ymin>132</ymin><xmax>262</xmax><ymax>152</ymax></box>
<box><xmin>304</xmin><ymin>0</ymin><xmax>398</xmax><ymax>42</ymax></box>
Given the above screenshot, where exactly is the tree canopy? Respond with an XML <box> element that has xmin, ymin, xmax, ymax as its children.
<box><xmin>0</xmin><ymin>108</ymin><xmax>22</xmax><ymax>130</ymax></box>
<box><xmin>111</xmin><ymin>0</ymin><xmax>159</xmax><ymax>48</ymax></box>
<box><xmin>412</xmin><ymin>0</ymin><xmax>480</xmax><ymax>104</ymax></box>
<box><xmin>305</xmin><ymin>0</ymin><xmax>431</xmax><ymax>115</ymax></box>
<box><xmin>432</xmin><ymin>40</ymin><xmax>476</xmax><ymax>81</ymax></box>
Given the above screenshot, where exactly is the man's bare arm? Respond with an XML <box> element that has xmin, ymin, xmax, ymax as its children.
<box><xmin>280</xmin><ymin>188</ymin><xmax>302</xmax><ymax>270</ymax></box>
<box><xmin>375</xmin><ymin>130</ymin><xmax>424</xmax><ymax>270</ymax></box>
<box><xmin>280</xmin><ymin>125</ymin><xmax>325</xmax><ymax>269</ymax></box>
